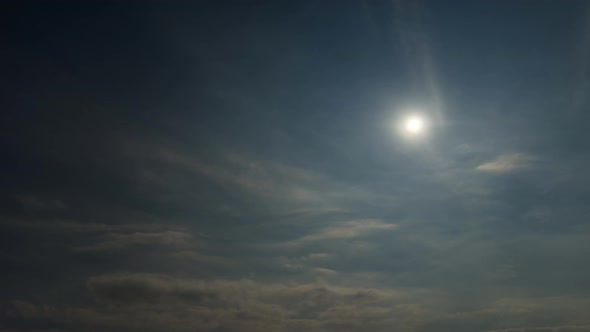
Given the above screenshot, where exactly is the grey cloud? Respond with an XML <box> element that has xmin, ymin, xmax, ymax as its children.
<box><xmin>0</xmin><ymin>217</ymin><xmax>180</xmax><ymax>235</ymax></box>
<box><xmin>7</xmin><ymin>273</ymin><xmax>590</xmax><ymax>332</ymax></box>
<box><xmin>87</xmin><ymin>273</ymin><xmax>220</xmax><ymax>305</ymax></box>
<box><xmin>169</xmin><ymin>250</ymin><xmax>237</xmax><ymax>269</ymax></box>
<box><xmin>305</xmin><ymin>253</ymin><xmax>330</xmax><ymax>260</ymax></box>
<box><xmin>483</xmin><ymin>327</ymin><xmax>590</xmax><ymax>332</ymax></box>
<box><xmin>15</xmin><ymin>195</ymin><xmax>67</xmax><ymax>211</ymax></box>
<box><xmin>79</xmin><ymin>273</ymin><xmax>441</xmax><ymax>331</ymax></box>
<box><xmin>416</xmin><ymin>296</ymin><xmax>590</xmax><ymax>332</ymax></box>
<box><xmin>76</xmin><ymin>231</ymin><xmax>200</xmax><ymax>253</ymax></box>
<box><xmin>86</xmin><ymin>273</ymin><xmax>410</xmax><ymax>308</ymax></box>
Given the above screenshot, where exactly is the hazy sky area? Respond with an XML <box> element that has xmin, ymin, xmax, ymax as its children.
<box><xmin>3</xmin><ymin>1</ymin><xmax>590</xmax><ymax>331</ymax></box>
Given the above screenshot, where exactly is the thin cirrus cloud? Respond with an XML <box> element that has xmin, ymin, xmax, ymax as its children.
<box><xmin>276</xmin><ymin>219</ymin><xmax>398</xmax><ymax>248</ymax></box>
<box><xmin>150</xmin><ymin>144</ymin><xmax>322</xmax><ymax>196</ymax></box>
<box><xmin>126</xmin><ymin>140</ymin><xmax>396</xmax><ymax>215</ymax></box>
<box><xmin>476</xmin><ymin>153</ymin><xmax>535</xmax><ymax>173</ymax></box>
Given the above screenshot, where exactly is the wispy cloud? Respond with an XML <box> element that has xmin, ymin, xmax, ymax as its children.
<box><xmin>75</xmin><ymin>231</ymin><xmax>202</xmax><ymax>253</ymax></box>
<box><xmin>476</xmin><ymin>153</ymin><xmax>534</xmax><ymax>173</ymax></box>
<box><xmin>12</xmin><ymin>272</ymin><xmax>590</xmax><ymax>332</ymax></box>
<box><xmin>126</xmin><ymin>140</ymin><xmax>394</xmax><ymax>216</ymax></box>
<box><xmin>277</xmin><ymin>219</ymin><xmax>398</xmax><ymax>247</ymax></box>
<box><xmin>130</xmin><ymin>142</ymin><xmax>340</xmax><ymax>207</ymax></box>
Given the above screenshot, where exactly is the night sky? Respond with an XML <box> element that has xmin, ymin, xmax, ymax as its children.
<box><xmin>3</xmin><ymin>1</ymin><xmax>590</xmax><ymax>331</ymax></box>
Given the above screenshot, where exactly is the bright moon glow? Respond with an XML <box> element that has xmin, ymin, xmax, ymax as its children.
<box><xmin>404</xmin><ymin>116</ymin><xmax>425</xmax><ymax>134</ymax></box>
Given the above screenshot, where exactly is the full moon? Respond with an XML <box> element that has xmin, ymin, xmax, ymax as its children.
<box><xmin>404</xmin><ymin>116</ymin><xmax>425</xmax><ymax>134</ymax></box>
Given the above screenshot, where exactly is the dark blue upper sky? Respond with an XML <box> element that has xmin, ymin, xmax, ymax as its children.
<box><xmin>3</xmin><ymin>1</ymin><xmax>590</xmax><ymax>332</ymax></box>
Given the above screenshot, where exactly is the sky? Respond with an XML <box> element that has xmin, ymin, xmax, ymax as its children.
<box><xmin>2</xmin><ymin>1</ymin><xmax>590</xmax><ymax>331</ymax></box>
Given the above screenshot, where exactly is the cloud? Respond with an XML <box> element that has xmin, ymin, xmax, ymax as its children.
<box><xmin>87</xmin><ymin>273</ymin><xmax>220</xmax><ymax>305</ymax></box>
<box><xmin>170</xmin><ymin>250</ymin><xmax>237</xmax><ymax>269</ymax></box>
<box><xmin>476</xmin><ymin>153</ymin><xmax>534</xmax><ymax>173</ymax></box>
<box><xmin>75</xmin><ymin>231</ymin><xmax>201</xmax><ymax>253</ymax></box>
<box><xmin>15</xmin><ymin>194</ymin><xmax>67</xmax><ymax>210</ymax></box>
<box><xmin>125</xmin><ymin>141</ymin><xmax>392</xmax><ymax>216</ymax></box>
<box><xmin>6</xmin><ymin>272</ymin><xmax>590</xmax><ymax>332</ymax></box>
<box><xmin>415</xmin><ymin>296</ymin><xmax>590</xmax><ymax>332</ymax></box>
<box><xmin>75</xmin><ymin>273</ymin><xmax>439</xmax><ymax>331</ymax></box>
<box><xmin>278</xmin><ymin>219</ymin><xmax>398</xmax><ymax>247</ymax></box>
<box><xmin>134</xmin><ymin>143</ymin><xmax>330</xmax><ymax>206</ymax></box>
<box><xmin>305</xmin><ymin>253</ymin><xmax>330</xmax><ymax>260</ymax></box>
<box><xmin>482</xmin><ymin>327</ymin><xmax>590</xmax><ymax>332</ymax></box>
<box><xmin>312</xmin><ymin>268</ymin><xmax>338</xmax><ymax>276</ymax></box>
<box><xmin>86</xmin><ymin>273</ymin><xmax>409</xmax><ymax>308</ymax></box>
<box><xmin>0</xmin><ymin>217</ymin><xmax>182</xmax><ymax>235</ymax></box>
